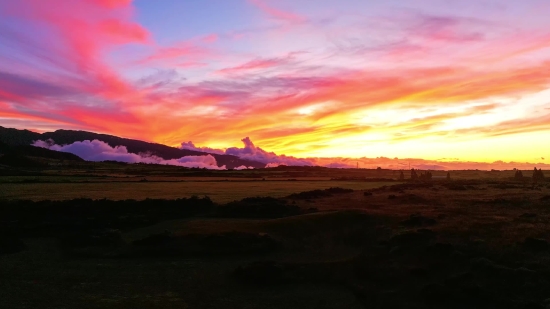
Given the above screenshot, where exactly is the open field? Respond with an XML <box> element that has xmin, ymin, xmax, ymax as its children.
<box><xmin>1</xmin><ymin>162</ymin><xmax>546</xmax><ymax>203</ymax></box>
<box><xmin>0</xmin><ymin>180</ymin><xmax>394</xmax><ymax>203</ymax></box>
<box><xmin>2</xmin><ymin>164</ymin><xmax>550</xmax><ymax>308</ymax></box>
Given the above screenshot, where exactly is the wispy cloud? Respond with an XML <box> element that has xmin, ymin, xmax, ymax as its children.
<box><xmin>248</xmin><ymin>0</ymin><xmax>306</xmax><ymax>24</ymax></box>
<box><xmin>216</xmin><ymin>56</ymin><xmax>293</xmax><ymax>75</ymax></box>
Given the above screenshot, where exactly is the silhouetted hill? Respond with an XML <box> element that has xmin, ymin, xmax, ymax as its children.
<box><xmin>0</xmin><ymin>127</ymin><xmax>39</xmax><ymax>145</ymax></box>
<box><xmin>13</xmin><ymin>145</ymin><xmax>84</xmax><ymax>161</ymax></box>
<box><xmin>0</xmin><ymin>140</ymin><xmax>9</xmax><ymax>152</ymax></box>
<box><xmin>0</xmin><ymin>142</ymin><xmax>83</xmax><ymax>167</ymax></box>
<box><xmin>0</xmin><ymin>126</ymin><xmax>264</xmax><ymax>169</ymax></box>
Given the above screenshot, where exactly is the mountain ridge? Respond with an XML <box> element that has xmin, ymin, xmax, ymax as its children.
<box><xmin>0</xmin><ymin>126</ymin><xmax>265</xmax><ymax>169</ymax></box>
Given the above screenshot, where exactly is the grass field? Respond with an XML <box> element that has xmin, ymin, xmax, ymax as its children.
<box><xmin>0</xmin><ymin>180</ymin><xmax>394</xmax><ymax>203</ymax></box>
<box><xmin>3</xmin><ymin>180</ymin><xmax>550</xmax><ymax>308</ymax></box>
<box><xmin>2</xmin><ymin>159</ymin><xmax>550</xmax><ymax>308</ymax></box>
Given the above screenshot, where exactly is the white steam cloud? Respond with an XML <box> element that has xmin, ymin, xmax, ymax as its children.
<box><xmin>180</xmin><ymin>141</ymin><xmax>225</xmax><ymax>155</ymax></box>
<box><xmin>182</xmin><ymin>137</ymin><xmax>315</xmax><ymax>168</ymax></box>
<box><xmin>33</xmin><ymin>139</ymin><xmax>226</xmax><ymax>170</ymax></box>
<box><xmin>234</xmin><ymin>165</ymin><xmax>254</xmax><ymax>170</ymax></box>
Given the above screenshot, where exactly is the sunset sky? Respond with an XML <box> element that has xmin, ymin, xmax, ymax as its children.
<box><xmin>1</xmin><ymin>0</ymin><xmax>549</xmax><ymax>164</ymax></box>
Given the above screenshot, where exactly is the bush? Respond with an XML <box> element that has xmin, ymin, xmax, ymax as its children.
<box><xmin>0</xmin><ymin>196</ymin><xmax>215</xmax><ymax>237</ymax></box>
<box><xmin>217</xmin><ymin>197</ymin><xmax>301</xmax><ymax>218</ymax></box>
<box><xmin>288</xmin><ymin>187</ymin><xmax>353</xmax><ymax>199</ymax></box>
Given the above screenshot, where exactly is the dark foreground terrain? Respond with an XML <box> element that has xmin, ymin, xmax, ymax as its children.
<box><xmin>2</xmin><ymin>179</ymin><xmax>550</xmax><ymax>308</ymax></box>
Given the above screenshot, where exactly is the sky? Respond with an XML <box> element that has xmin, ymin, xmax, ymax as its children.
<box><xmin>1</xmin><ymin>0</ymin><xmax>549</xmax><ymax>167</ymax></box>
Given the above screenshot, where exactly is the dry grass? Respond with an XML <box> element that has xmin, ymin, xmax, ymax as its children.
<box><xmin>0</xmin><ymin>180</ymin><xmax>394</xmax><ymax>203</ymax></box>
<box><xmin>2</xmin><ymin>178</ymin><xmax>550</xmax><ymax>309</ymax></box>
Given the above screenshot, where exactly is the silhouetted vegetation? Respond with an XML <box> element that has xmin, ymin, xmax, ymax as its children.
<box><xmin>418</xmin><ymin>170</ymin><xmax>433</xmax><ymax>180</ymax></box>
<box><xmin>411</xmin><ymin>168</ymin><xmax>418</xmax><ymax>180</ymax></box>
<box><xmin>533</xmin><ymin>167</ymin><xmax>545</xmax><ymax>182</ymax></box>
<box><xmin>514</xmin><ymin>169</ymin><xmax>524</xmax><ymax>180</ymax></box>
<box><xmin>216</xmin><ymin>197</ymin><xmax>302</xmax><ymax>218</ymax></box>
<box><xmin>387</xmin><ymin>182</ymin><xmax>434</xmax><ymax>191</ymax></box>
<box><xmin>0</xmin><ymin>196</ymin><xmax>215</xmax><ymax>236</ymax></box>
<box><xmin>287</xmin><ymin>187</ymin><xmax>353</xmax><ymax>199</ymax></box>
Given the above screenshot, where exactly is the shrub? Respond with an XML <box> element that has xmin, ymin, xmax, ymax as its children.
<box><xmin>216</xmin><ymin>197</ymin><xmax>300</xmax><ymax>218</ymax></box>
<box><xmin>288</xmin><ymin>187</ymin><xmax>353</xmax><ymax>199</ymax></box>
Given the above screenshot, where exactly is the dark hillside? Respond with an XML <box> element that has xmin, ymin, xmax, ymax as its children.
<box><xmin>0</xmin><ymin>127</ymin><xmax>41</xmax><ymax>145</ymax></box>
<box><xmin>0</xmin><ymin>143</ymin><xmax>83</xmax><ymax>167</ymax></box>
<box><xmin>13</xmin><ymin>145</ymin><xmax>84</xmax><ymax>161</ymax></box>
<box><xmin>0</xmin><ymin>126</ymin><xmax>264</xmax><ymax>169</ymax></box>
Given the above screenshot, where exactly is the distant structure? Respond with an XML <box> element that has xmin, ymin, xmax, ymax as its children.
<box><xmin>418</xmin><ymin>171</ymin><xmax>433</xmax><ymax>180</ymax></box>
<box><xmin>514</xmin><ymin>170</ymin><xmax>524</xmax><ymax>180</ymax></box>
<box><xmin>533</xmin><ymin>168</ymin><xmax>545</xmax><ymax>182</ymax></box>
<box><xmin>411</xmin><ymin>168</ymin><xmax>418</xmax><ymax>180</ymax></box>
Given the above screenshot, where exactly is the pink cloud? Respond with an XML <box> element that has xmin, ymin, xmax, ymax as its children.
<box><xmin>135</xmin><ymin>34</ymin><xmax>219</xmax><ymax>67</ymax></box>
<box><xmin>140</xmin><ymin>45</ymin><xmax>206</xmax><ymax>63</ymax></box>
<box><xmin>99</xmin><ymin>19</ymin><xmax>150</xmax><ymax>43</ymax></box>
<box><xmin>180</xmin><ymin>141</ymin><xmax>225</xmax><ymax>155</ymax></box>
<box><xmin>202</xmin><ymin>34</ymin><xmax>219</xmax><ymax>43</ymax></box>
<box><xmin>91</xmin><ymin>0</ymin><xmax>133</xmax><ymax>9</ymax></box>
<box><xmin>248</xmin><ymin>0</ymin><xmax>306</xmax><ymax>24</ymax></box>
<box><xmin>216</xmin><ymin>57</ymin><xmax>291</xmax><ymax>74</ymax></box>
<box><xmin>0</xmin><ymin>0</ymin><xmax>148</xmax><ymax>102</ymax></box>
